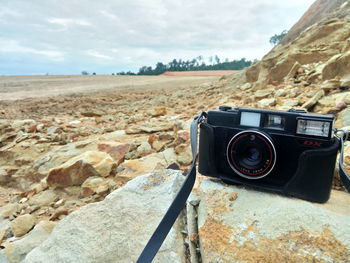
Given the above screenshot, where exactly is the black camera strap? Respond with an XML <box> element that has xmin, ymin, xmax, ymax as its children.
<box><xmin>337</xmin><ymin>129</ymin><xmax>350</xmax><ymax>193</ymax></box>
<box><xmin>136</xmin><ymin>112</ymin><xmax>207</xmax><ymax>263</ymax></box>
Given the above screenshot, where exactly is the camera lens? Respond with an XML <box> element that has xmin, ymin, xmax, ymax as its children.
<box><xmin>244</xmin><ymin>147</ymin><xmax>261</xmax><ymax>163</ymax></box>
<box><xmin>226</xmin><ymin>130</ymin><xmax>276</xmax><ymax>179</ymax></box>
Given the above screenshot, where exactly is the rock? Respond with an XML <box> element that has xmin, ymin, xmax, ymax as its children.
<box><xmin>175</xmin><ymin>144</ymin><xmax>192</xmax><ymax>165</ymax></box>
<box><xmin>322</xmin><ymin>51</ymin><xmax>350</xmax><ymax>80</ymax></box>
<box><xmin>321</xmin><ymin>79</ymin><xmax>340</xmax><ymax>91</ymax></box>
<box><xmin>118</xmin><ymin>154</ymin><xmax>165</xmax><ymax>181</ymax></box>
<box><xmin>191</xmin><ymin>179</ymin><xmax>350</xmax><ymax>263</ymax></box>
<box><xmin>281</xmin><ymin>98</ymin><xmax>299</xmax><ymax>108</ymax></box>
<box><xmin>0</xmin><ymin>204</ymin><xmax>19</xmax><ymax>218</ymax></box>
<box><xmin>176</xmin><ymin>130</ymin><xmax>190</xmax><ymax>143</ymax></box>
<box><xmin>81</xmin><ymin>177</ymin><xmax>109</xmax><ymax>196</ymax></box>
<box><xmin>136</xmin><ymin>141</ymin><xmax>153</xmax><ymax>157</ymax></box>
<box><xmin>80</xmin><ymin>110</ymin><xmax>104</xmax><ymax>117</ymax></box>
<box><xmin>0</xmin><ymin>221</ymin><xmax>56</xmax><ymax>263</ymax></box>
<box><xmin>274</xmin><ymin>89</ymin><xmax>286</xmax><ymax>97</ymax></box>
<box><xmin>340</xmin><ymin>76</ymin><xmax>350</xmax><ymax>88</ymax></box>
<box><xmin>302</xmin><ymin>89</ymin><xmax>325</xmax><ymax>109</ymax></box>
<box><xmin>9</xmin><ymin>214</ymin><xmax>36</xmax><ymax>237</ymax></box>
<box><xmin>284</xmin><ymin>61</ymin><xmax>301</xmax><ymax>80</ymax></box>
<box><xmin>254</xmin><ymin>89</ymin><xmax>272</xmax><ymax>99</ymax></box>
<box><xmin>23</xmin><ymin>170</ymin><xmax>187</xmax><ymax>263</ymax></box>
<box><xmin>97</xmin><ymin>141</ymin><xmax>130</xmax><ymax>165</ymax></box>
<box><xmin>335</xmin><ymin>107</ymin><xmax>350</xmax><ymax>128</ymax></box>
<box><xmin>240</xmin><ymin>83</ymin><xmax>252</xmax><ymax>91</ymax></box>
<box><xmin>258</xmin><ymin>98</ymin><xmax>276</xmax><ymax>108</ymax></box>
<box><xmin>47</xmin><ymin>151</ymin><xmax>116</xmax><ymax>187</ymax></box>
<box><xmin>151</xmin><ymin>107</ymin><xmax>167</xmax><ymax>117</ymax></box>
<box><xmin>28</xmin><ymin>190</ymin><xmax>59</xmax><ymax>207</ymax></box>
<box><xmin>151</xmin><ymin>140</ymin><xmax>167</xmax><ymax>152</ymax></box>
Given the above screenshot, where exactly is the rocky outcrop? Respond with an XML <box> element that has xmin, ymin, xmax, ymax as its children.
<box><xmin>15</xmin><ymin>170</ymin><xmax>350</xmax><ymax>262</ymax></box>
<box><xmin>189</xmin><ymin>178</ymin><xmax>350</xmax><ymax>263</ymax></box>
<box><xmin>23</xmin><ymin>170</ymin><xmax>186</xmax><ymax>263</ymax></box>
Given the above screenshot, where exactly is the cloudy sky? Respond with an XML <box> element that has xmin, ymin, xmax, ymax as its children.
<box><xmin>0</xmin><ymin>0</ymin><xmax>315</xmax><ymax>75</ymax></box>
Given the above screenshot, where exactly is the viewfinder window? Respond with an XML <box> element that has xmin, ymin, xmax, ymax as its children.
<box><xmin>240</xmin><ymin>112</ymin><xmax>261</xmax><ymax>127</ymax></box>
<box><xmin>265</xmin><ymin>115</ymin><xmax>285</xmax><ymax>129</ymax></box>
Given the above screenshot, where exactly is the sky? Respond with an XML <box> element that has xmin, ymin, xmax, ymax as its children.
<box><xmin>0</xmin><ymin>0</ymin><xmax>315</xmax><ymax>75</ymax></box>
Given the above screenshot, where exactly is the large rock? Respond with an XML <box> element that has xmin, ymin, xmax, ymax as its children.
<box><xmin>118</xmin><ymin>148</ymin><xmax>177</xmax><ymax>181</ymax></box>
<box><xmin>189</xmin><ymin>178</ymin><xmax>350</xmax><ymax>263</ymax></box>
<box><xmin>97</xmin><ymin>141</ymin><xmax>130</xmax><ymax>165</ymax></box>
<box><xmin>23</xmin><ymin>170</ymin><xmax>187</xmax><ymax>263</ymax></box>
<box><xmin>322</xmin><ymin>51</ymin><xmax>350</xmax><ymax>80</ymax></box>
<box><xmin>47</xmin><ymin>151</ymin><xmax>116</xmax><ymax>187</ymax></box>
<box><xmin>9</xmin><ymin>214</ymin><xmax>36</xmax><ymax>237</ymax></box>
<box><xmin>0</xmin><ymin>221</ymin><xmax>56</xmax><ymax>263</ymax></box>
<box><xmin>336</xmin><ymin>107</ymin><xmax>350</xmax><ymax>128</ymax></box>
<box><xmin>28</xmin><ymin>190</ymin><xmax>59</xmax><ymax>207</ymax></box>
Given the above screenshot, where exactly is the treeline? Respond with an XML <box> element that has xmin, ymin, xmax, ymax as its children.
<box><xmin>115</xmin><ymin>56</ymin><xmax>254</xmax><ymax>76</ymax></box>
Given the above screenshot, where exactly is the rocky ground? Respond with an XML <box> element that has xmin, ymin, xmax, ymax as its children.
<box><xmin>1</xmin><ymin>1</ymin><xmax>350</xmax><ymax>262</ymax></box>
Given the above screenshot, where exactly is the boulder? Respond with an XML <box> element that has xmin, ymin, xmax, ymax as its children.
<box><xmin>254</xmin><ymin>89</ymin><xmax>272</xmax><ymax>99</ymax></box>
<box><xmin>150</xmin><ymin>107</ymin><xmax>167</xmax><ymax>117</ymax></box>
<box><xmin>28</xmin><ymin>190</ymin><xmax>59</xmax><ymax>207</ymax></box>
<box><xmin>81</xmin><ymin>177</ymin><xmax>109</xmax><ymax>196</ymax></box>
<box><xmin>284</xmin><ymin>61</ymin><xmax>301</xmax><ymax>81</ymax></box>
<box><xmin>258</xmin><ymin>98</ymin><xmax>276</xmax><ymax>108</ymax></box>
<box><xmin>190</xmin><ymin>178</ymin><xmax>350</xmax><ymax>263</ymax></box>
<box><xmin>302</xmin><ymin>89</ymin><xmax>325</xmax><ymax>109</ymax></box>
<box><xmin>335</xmin><ymin>107</ymin><xmax>350</xmax><ymax>128</ymax></box>
<box><xmin>321</xmin><ymin>79</ymin><xmax>341</xmax><ymax>91</ymax></box>
<box><xmin>118</xmin><ymin>149</ymin><xmax>177</xmax><ymax>182</ymax></box>
<box><xmin>9</xmin><ymin>214</ymin><xmax>36</xmax><ymax>237</ymax></box>
<box><xmin>47</xmin><ymin>151</ymin><xmax>116</xmax><ymax>187</ymax></box>
<box><xmin>23</xmin><ymin>170</ymin><xmax>187</xmax><ymax>263</ymax></box>
<box><xmin>97</xmin><ymin>141</ymin><xmax>130</xmax><ymax>165</ymax></box>
<box><xmin>0</xmin><ymin>203</ymin><xmax>19</xmax><ymax>218</ymax></box>
<box><xmin>322</xmin><ymin>51</ymin><xmax>350</xmax><ymax>80</ymax></box>
<box><xmin>0</xmin><ymin>221</ymin><xmax>56</xmax><ymax>263</ymax></box>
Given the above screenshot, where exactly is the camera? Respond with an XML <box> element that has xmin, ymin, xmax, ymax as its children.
<box><xmin>198</xmin><ymin>106</ymin><xmax>340</xmax><ymax>203</ymax></box>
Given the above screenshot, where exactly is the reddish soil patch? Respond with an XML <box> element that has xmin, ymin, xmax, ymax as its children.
<box><xmin>161</xmin><ymin>70</ymin><xmax>238</xmax><ymax>76</ymax></box>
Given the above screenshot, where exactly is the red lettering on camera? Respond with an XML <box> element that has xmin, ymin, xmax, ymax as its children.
<box><xmin>303</xmin><ymin>140</ymin><xmax>323</xmax><ymax>147</ymax></box>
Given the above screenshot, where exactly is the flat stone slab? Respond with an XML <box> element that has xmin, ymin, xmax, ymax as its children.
<box><xmin>23</xmin><ymin>170</ymin><xmax>187</xmax><ymax>263</ymax></box>
<box><xmin>191</xmin><ymin>178</ymin><xmax>350</xmax><ymax>263</ymax></box>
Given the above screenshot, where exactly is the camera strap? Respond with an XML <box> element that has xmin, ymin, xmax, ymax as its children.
<box><xmin>337</xmin><ymin>129</ymin><xmax>350</xmax><ymax>193</ymax></box>
<box><xmin>136</xmin><ymin>112</ymin><xmax>207</xmax><ymax>263</ymax></box>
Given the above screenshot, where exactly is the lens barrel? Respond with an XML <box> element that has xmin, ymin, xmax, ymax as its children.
<box><xmin>226</xmin><ymin>130</ymin><xmax>276</xmax><ymax>179</ymax></box>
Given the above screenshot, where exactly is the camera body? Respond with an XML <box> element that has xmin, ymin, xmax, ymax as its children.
<box><xmin>198</xmin><ymin>106</ymin><xmax>340</xmax><ymax>203</ymax></box>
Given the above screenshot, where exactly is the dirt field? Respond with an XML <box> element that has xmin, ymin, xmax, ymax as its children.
<box><xmin>0</xmin><ymin>75</ymin><xmax>221</xmax><ymax>101</ymax></box>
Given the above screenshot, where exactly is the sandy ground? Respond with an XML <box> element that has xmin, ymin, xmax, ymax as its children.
<box><xmin>0</xmin><ymin>75</ymin><xmax>221</xmax><ymax>101</ymax></box>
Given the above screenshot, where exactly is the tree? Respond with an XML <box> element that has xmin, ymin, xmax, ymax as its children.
<box><xmin>269</xmin><ymin>30</ymin><xmax>288</xmax><ymax>45</ymax></box>
<box><xmin>81</xmin><ymin>71</ymin><xmax>89</xmax><ymax>75</ymax></box>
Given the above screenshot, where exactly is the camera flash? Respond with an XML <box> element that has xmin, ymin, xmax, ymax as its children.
<box><xmin>296</xmin><ymin>119</ymin><xmax>331</xmax><ymax>137</ymax></box>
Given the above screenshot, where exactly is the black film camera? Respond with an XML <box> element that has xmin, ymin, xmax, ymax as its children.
<box><xmin>198</xmin><ymin>106</ymin><xmax>340</xmax><ymax>203</ymax></box>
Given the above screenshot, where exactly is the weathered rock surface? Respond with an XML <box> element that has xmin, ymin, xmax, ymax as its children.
<box><xmin>23</xmin><ymin>170</ymin><xmax>186</xmax><ymax>263</ymax></box>
<box><xmin>47</xmin><ymin>151</ymin><xmax>116</xmax><ymax>187</ymax></box>
<box><xmin>9</xmin><ymin>214</ymin><xmax>36</xmax><ymax>237</ymax></box>
<box><xmin>0</xmin><ymin>221</ymin><xmax>56</xmax><ymax>263</ymax></box>
<box><xmin>189</xmin><ymin>178</ymin><xmax>350</xmax><ymax>263</ymax></box>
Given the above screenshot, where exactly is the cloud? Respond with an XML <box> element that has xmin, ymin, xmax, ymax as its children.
<box><xmin>0</xmin><ymin>38</ymin><xmax>65</xmax><ymax>61</ymax></box>
<box><xmin>85</xmin><ymin>50</ymin><xmax>113</xmax><ymax>60</ymax></box>
<box><xmin>47</xmin><ymin>18</ymin><xmax>91</xmax><ymax>27</ymax></box>
<box><xmin>0</xmin><ymin>0</ymin><xmax>315</xmax><ymax>75</ymax></box>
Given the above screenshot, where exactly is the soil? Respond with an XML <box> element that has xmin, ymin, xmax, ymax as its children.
<box><xmin>0</xmin><ymin>75</ymin><xmax>220</xmax><ymax>101</ymax></box>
